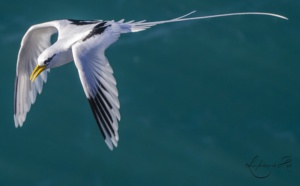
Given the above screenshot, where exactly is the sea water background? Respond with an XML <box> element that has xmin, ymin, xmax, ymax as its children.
<box><xmin>0</xmin><ymin>0</ymin><xmax>299</xmax><ymax>185</ymax></box>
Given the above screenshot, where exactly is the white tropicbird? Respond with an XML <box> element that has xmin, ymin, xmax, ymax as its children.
<box><xmin>14</xmin><ymin>11</ymin><xmax>287</xmax><ymax>150</ymax></box>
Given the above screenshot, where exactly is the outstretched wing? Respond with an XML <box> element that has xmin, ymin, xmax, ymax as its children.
<box><xmin>14</xmin><ymin>22</ymin><xmax>58</xmax><ymax>127</ymax></box>
<box><xmin>72</xmin><ymin>23</ymin><xmax>121</xmax><ymax>150</ymax></box>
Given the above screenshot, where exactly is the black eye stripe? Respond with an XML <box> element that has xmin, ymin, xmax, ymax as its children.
<box><xmin>44</xmin><ymin>54</ymin><xmax>56</xmax><ymax>64</ymax></box>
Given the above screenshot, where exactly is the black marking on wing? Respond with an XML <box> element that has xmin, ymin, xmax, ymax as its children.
<box><xmin>88</xmin><ymin>98</ymin><xmax>105</xmax><ymax>138</ymax></box>
<box><xmin>68</xmin><ymin>19</ymin><xmax>100</xmax><ymax>25</ymax></box>
<box><xmin>82</xmin><ymin>22</ymin><xmax>110</xmax><ymax>42</ymax></box>
<box><xmin>87</xmin><ymin>81</ymin><xmax>115</xmax><ymax>140</ymax></box>
<box><xmin>97</xmin><ymin>79</ymin><xmax>113</xmax><ymax>110</ymax></box>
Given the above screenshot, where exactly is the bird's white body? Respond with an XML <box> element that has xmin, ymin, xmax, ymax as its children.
<box><xmin>14</xmin><ymin>11</ymin><xmax>287</xmax><ymax>150</ymax></box>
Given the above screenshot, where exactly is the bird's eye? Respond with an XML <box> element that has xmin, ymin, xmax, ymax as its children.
<box><xmin>44</xmin><ymin>54</ymin><xmax>56</xmax><ymax>64</ymax></box>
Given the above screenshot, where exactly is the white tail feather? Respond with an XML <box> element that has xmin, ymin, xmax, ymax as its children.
<box><xmin>128</xmin><ymin>11</ymin><xmax>288</xmax><ymax>33</ymax></box>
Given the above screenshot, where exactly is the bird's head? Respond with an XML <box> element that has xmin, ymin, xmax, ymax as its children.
<box><xmin>30</xmin><ymin>53</ymin><xmax>57</xmax><ymax>82</ymax></box>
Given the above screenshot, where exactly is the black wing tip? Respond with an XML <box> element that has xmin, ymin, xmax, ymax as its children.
<box><xmin>68</xmin><ymin>19</ymin><xmax>100</xmax><ymax>25</ymax></box>
<box><xmin>87</xmin><ymin>87</ymin><xmax>116</xmax><ymax>136</ymax></box>
<box><xmin>88</xmin><ymin>98</ymin><xmax>106</xmax><ymax>139</ymax></box>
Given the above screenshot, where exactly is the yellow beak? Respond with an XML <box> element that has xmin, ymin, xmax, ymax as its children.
<box><xmin>30</xmin><ymin>65</ymin><xmax>46</xmax><ymax>82</ymax></box>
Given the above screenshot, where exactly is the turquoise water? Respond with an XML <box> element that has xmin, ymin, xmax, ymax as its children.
<box><xmin>0</xmin><ymin>0</ymin><xmax>299</xmax><ymax>185</ymax></box>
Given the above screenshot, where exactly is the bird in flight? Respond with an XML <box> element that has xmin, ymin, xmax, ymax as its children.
<box><xmin>14</xmin><ymin>11</ymin><xmax>287</xmax><ymax>150</ymax></box>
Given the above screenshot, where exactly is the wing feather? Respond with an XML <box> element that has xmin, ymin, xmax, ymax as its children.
<box><xmin>72</xmin><ymin>23</ymin><xmax>121</xmax><ymax>150</ymax></box>
<box><xmin>14</xmin><ymin>22</ymin><xmax>58</xmax><ymax>127</ymax></box>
